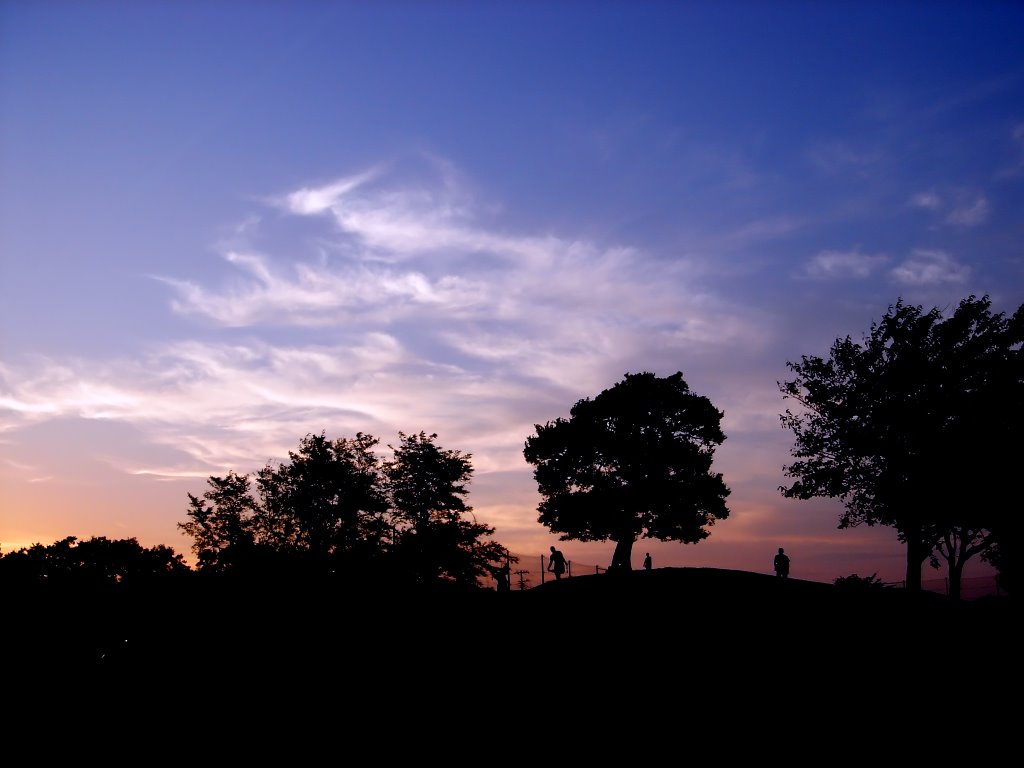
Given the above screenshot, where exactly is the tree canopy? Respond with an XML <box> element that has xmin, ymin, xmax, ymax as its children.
<box><xmin>523</xmin><ymin>371</ymin><xmax>731</xmax><ymax>571</ymax></box>
<box><xmin>779</xmin><ymin>294</ymin><xmax>1022</xmax><ymax>596</ymax></box>
<box><xmin>179</xmin><ymin>431</ymin><xmax>511</xmax><ymax>590</ymax></box>
<box><xmin>0</xmin><ymin>535</ymin><xmax>190</xmax><ymax>587</ymax></box>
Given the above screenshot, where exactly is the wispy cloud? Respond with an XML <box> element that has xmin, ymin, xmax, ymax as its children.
<box><xmin>907</xmin><ymin>187</ymin><xmax>989</xmax><ymax>228</ymax></box>
<box><xmin>889</xmin><ymin>248</ymin><xmax>970</xmax><ymax>286</ymax></box>
<box><xmin>275</xmin><ymin>164</ymin><xmax>540</xmax><ymax>260</ymax></box>
<box><xmin>0</xmin><ymin>457</ymin><xmax>51</xmax><ymax>483</ymax></box>
<box><xmin>800</xmin><ymin>248</ymin><xmax>889</xmax><ymax>280</ymax></box>
<box><xmin>3</xmin><ymin>160</ymin><xmax>774</xmax><ymax>485</ymax></box>
<box><xmin>721</xmin><ymin>216</ymin><xmax>804</xmax><ymax>249</ymax></box>
<box><xmin>281</xmin><ymin>168</ymin><xmax>382</xmax><ymax>215</ymax></box>
<box><xmin>996</xmin><ymin>122</ymin><xmax>1024</xmax><ymax>178</ymax></box>
<box><xmin>908</xmin><ymin>191</ymin><xmax>942</xmax><ymax>210</ymax></box>
<box><xmin>157</xmin><ymin>252</ymin><xmax>490</xmax><ymax>327</ymax></box>
<box><xmin>946</xmin><ymin>196</ymin><xmax>989</xmax><ymax>227</ymax></box>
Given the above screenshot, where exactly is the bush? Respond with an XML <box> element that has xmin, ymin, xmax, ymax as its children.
<box><xmin>833</xmin><ymin>572</ymin><xmax>888</xmax><ymax>592</ymax></box>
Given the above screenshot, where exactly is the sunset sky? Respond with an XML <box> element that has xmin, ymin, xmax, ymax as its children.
<box><xmin>2</xmin><ymin>1</ymin><xmax>1023</xmax><ymax>585</ymax></box>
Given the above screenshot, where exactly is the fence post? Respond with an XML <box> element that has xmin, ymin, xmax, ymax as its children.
<box><xmin>541</xmin><ymin>554</ymin><xmax>546</xmax><ymax>584</ymax></box>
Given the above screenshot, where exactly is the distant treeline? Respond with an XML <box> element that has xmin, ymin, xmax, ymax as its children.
<box><xmin>2</xmin><ymin>431</ymin><xmax>513</xmax><ymax>594</ymax></box>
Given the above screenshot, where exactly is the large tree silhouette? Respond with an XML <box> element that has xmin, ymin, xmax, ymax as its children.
<box><xmin>255</xmin><ymin>432</ymin><xmax>389</xmax><ymax>573</ymax></box>
<box><xmin>523</xmin><ymin>371</ymin><xmax>731</xmax><ymax>571</ymax></box>
<box><xmin>779</xmin><ymin>295</ymin><xmax>1022</xmax><ymax>596</ymax></box>
<box><xmin>180</xmin><ymin>470</ymin><xmax>260</xmax><ymax>572</ymax></box>
<box><xmin>180</xmin><ymin>430</ymin><xmax>507</xmax><ymax>588</ymax></box>
<box><xmin>383</xmin><ymin>431</ymin><xmax>508</xmax><ymax>587</ymax></box>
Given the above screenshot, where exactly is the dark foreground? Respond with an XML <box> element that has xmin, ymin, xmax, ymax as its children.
<box><xmin>7</xmin><ymin>567</ymin><xmax>1012</xmax><ymax>749</ymax></box>
<box><xmin>6</xmin><ymin>567</ymin><xmax>1013</xmax><ymax>679</ymax></box>
<box><xmin>6</xmin><ymin>567</ymin><xmax>1020</xmax><ymax>751</ymax></box>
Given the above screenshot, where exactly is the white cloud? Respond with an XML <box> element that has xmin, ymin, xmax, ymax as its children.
<box><xmin>906</xmin><ymin>187</ymin><xmax>990</xmax><ymax>228</ymax></box>
<box><xmin>158</xmin><ymin>251</ymin><xmax>490</xmax><ymax>327</ymax></box>
<box><xmin>0</xmin><ymin>456</ymin><xmax>52</xmax><ymax>483</ymax></box>
<box><xmin>1</xmin><ymin>158</ymin><xmax>776</xmax><ymax>517</ymax></box>
<box><xmin>909</xmin><ymin>191</ymin><xmax>942</xmax><ymax>210</ymax></box>
<box><xmin>282</xmin><ymin>169</ymin><xmax>381</xmax><ymax>215</ymax></box>
<box><xmin>157</xmin><ymin>168</ymin><xmax>766</xmax><ymax>377</ymax></box>
<box><xmin>727</xmin><ymin>216</ymin><xmax>804</xmax><ymax>245</ymax></box>
<box><xmin>801</xmin><ymin>249</ymin><xmax>889</xmax><ymax>280</ymax></box>
<box><xmin>946</xmin><ymin>197</ymin><xmax>989</xmax><ymax>227</ymax></box>
<box><xmin>889</xmin><ymin>248</ymin><xmax>970</xmax><ymax>286</ymax></box>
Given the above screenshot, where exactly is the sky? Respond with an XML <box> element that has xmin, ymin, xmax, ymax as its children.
<box><xmin>2</xmin><ymin>1</ymin><xmax>1023</xmax><ymax>587</ymax></box>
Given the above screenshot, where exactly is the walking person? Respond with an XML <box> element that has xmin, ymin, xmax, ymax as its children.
<box><xmin>548</xmin><ymin>546</ymin><xmax>567</xmax><ymax>580</ymax></box>
<box><xmin>642</xmin><ymin>552</ymin><xmax>652</xmax><ymax>571</ymax></box>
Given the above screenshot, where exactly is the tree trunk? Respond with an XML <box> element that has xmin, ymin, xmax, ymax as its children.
<box><xmin>610</xmin><ymin>538</ymin><xmax>634</xmax><ymax>571</ymax></box>
<box><xmin>941</xmin><ymin>527</ymin><xmax>991</xmax><ymax>602</ymax></box>
<box><xmin>948</xmin><ymin>557</ymin><xmax>964</xmax><ymax>601</ymax></box>
<box><xmin>904</xmin><ymin>526</ymin><xmax>926</xmax><ymax>592</ymax></box>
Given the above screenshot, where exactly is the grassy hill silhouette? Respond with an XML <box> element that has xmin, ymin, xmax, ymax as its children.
<box><xmin>7</xmin><ymin>566</ymin><xmax>1012</xmax><ymax>689</ymax></box>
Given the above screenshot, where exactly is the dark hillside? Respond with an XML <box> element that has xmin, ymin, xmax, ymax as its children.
<box><xmin>5</xmin><ymin>566</ymin><xmax>1014</xmax><ymax>691</ymax></box>
<box><xmin>502</xmin><ymin>566</ymin><xmax>1012</xmax><ymax>649</ymax></box>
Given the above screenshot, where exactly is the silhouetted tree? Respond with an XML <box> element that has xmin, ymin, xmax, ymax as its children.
<box><xmin>779</xmin><ymin>295</ymin><xmax>1023</xmax><ymax>596</ymax></box>
<box><xmin>984</xmin><ymin>529</ymin><xmax>1018</xmax><ymax>596</ymax></box>
<box><xmin>180</xmin><ymin>471</ymin><xmax>260</xmax><ymax>572</ymax></box>
<box><xmin>255</xmin><ymin>432</ymin><xmax>390</xmax><ymax>573</ymax></box>
<box><xmin>180</xmin><ymin>433</ymin><xmax>390</xmax><ymax>576</ymax></box>
<box><xmin>73</xmin><ymin>536</ymin><xmax>190</xmax><ymax>584</ymax></box>
<box><xmin>833</xmin><ymin>573</ymin><xmax>887</xmax><ymax>593</ymax></box>
<box><xmin>181</xmin><ymin>430</ymin><xmax>507</xmax><ymax>589</ymax></box>
<box><xmin>383</xmin><ymin>431</ymin><xmax>507</xmax><ymax>587</ymax></box>
<box><xmin>0</xmin><ymin>536</ymin><xmax>79</xmax><ymax>585</ymax></box>
<box><xmin>980</xmin><ymin>301</ymin><xmax>1024</xmax><ymax>596</ymax></box>
<box><xmin>0</xmin><ymin>535</ymin><xmax>189</xmax><ymax>586</ymax></box>
<box><xmin>523</xmin><ymin>371</ymin><xmax>731</xmax><ymax>572</ymax></box>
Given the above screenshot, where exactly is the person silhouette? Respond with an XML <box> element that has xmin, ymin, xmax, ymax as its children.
<box><xmin>774</xmin><ymin>547</ymin><xmax>790</xmax><ymax>578</ymax></box>
<box><xmin>548</xmin><ymin>546</ymin><xmax>567</xmax><ymax>580</ymax></box>
<box><xmin>494</xmin><ymin>563</ymin><xmax>511</xmax><ymax>591</ymax></box>
<box><xmin>642</xmin><ymin>552</ymin><xmax>652</xmax><ymax>571</ymax></box>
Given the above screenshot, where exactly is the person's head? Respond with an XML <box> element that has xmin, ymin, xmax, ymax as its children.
<box><xmin>778</xmin><ymin>547</ymin><xmax>785</xmax><ymax>554</ymax></box>
<box><xmin>550</xmin><ymin>546</ymin><xmax>556</xmax><ymax>553</ymax></box>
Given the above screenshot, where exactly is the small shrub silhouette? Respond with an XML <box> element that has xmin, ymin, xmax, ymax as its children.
<box><xmin>833</xmin><ymin>572</ymin><xmax>887</xmax><ymax>592</ymax></box>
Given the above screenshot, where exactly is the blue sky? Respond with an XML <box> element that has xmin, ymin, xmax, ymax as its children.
<box><xmin>2</xmin><ymin>1</ymin><xmax>1022</xmax><ymax>585</ymax></box>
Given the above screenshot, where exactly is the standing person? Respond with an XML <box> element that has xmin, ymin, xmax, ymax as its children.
<box><xmin>774</xmin><ymin>547</ymin><xmax>790</xmax><ymax>578</ymax></box>
<box><xmin>642</xmin><ymin>552</ymin><xmax>652</xmax><ymax>571</ymax></box>
<box><xmin>494</xmin><ymin>563</ymin><xmax>511</xmax><ymax>592</ymax></box>
<box><xmin>548</xmin><ymin>546</ymin><xmax>567</xmax><ymax>580</ymax></box>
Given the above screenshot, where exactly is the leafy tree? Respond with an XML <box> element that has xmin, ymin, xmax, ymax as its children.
<box><xmin>181</xmin><ymin>430</ymin><xmax>508</xmax><ymax>589</ymax></box>
<box><xmin>779</xmin><ymin>295</ymin><xmax>1022</xmax><ymax>596</ymax></box>
<box><xmin>179</xmin><ymin>471</ymin><xmax>259</xmax><ymax>572</ymax></box>
<box><xmin>0</xmin><ymin>535</ymin><xmax>189</xmax><ymax>586</ymax></box>
<box><xmin>383</xmin><ymin>431</ymin><xmax>508</xmax><ymax>587</ymax></box>
<box><xmin>523</xmin><ymin>371</ymin><xmax>731</xmax><ymax>572</ymax></box>
<box><xmin>255</xmin><ymin>432</ymin><xmax>390</xmax><ymax>572</ymax></box>
<box><xmin>984</xmin><ymin>531</ymin><xmax>1018</xmax><ymax>596</ymax></box>
<box><xmin>980</xmin><ymin>302</ymin><xmax>1024</xmax><ymax>596</ymax></box>
<box><xmin>180</xmin><ymin>433</ymin><xmax>390</xmax><ymax>575</ymax></box>
<box><xmin>0</xmin><ymin>536</ymin><xmax>79</xmax><ymax>585</ymax></box>
<box><xmin>72</xmin><ymin>536</ymin><xmax>190</xmax><ymax>584</ymax></box>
